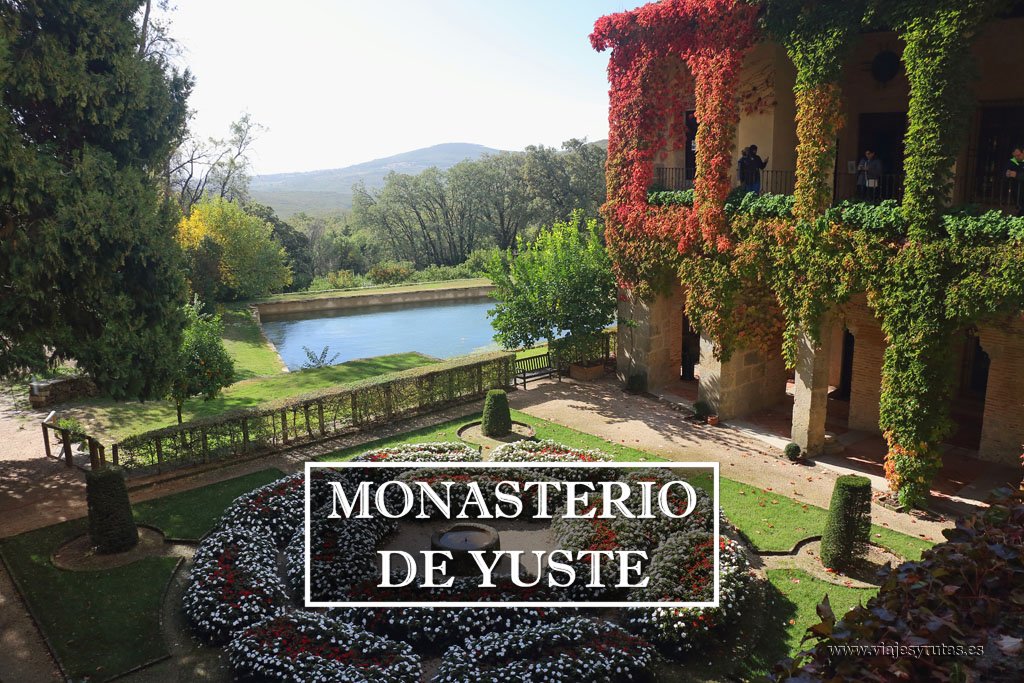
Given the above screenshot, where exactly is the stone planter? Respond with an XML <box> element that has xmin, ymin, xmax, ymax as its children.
<box><xmin>569</xmin><ymin>363</ymin><xmax>605</xmax><ymax>381</ymax></box>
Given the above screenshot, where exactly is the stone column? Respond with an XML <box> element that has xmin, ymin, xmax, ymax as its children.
<box><xmin>845</xmin><ymin>301</ymin><xmax>885</xmax><ymax>435</ymax></box>
<box><xmin>697</xmin><ymin>332</ymin><xmax>788</xmax><ymax>421</ymax></box>
<box><xmin>615</xmin><ymin>286</ymin><xmax>685</xmax><ymax>391</ymax></box>
<box><xmin>791</xmin><ymin>317</ymin><xmax>835</xmax><ymax>456</ymax></box>
<box><xmin>977</xmin><ymin>324</ymin><xmax>1024</xmax><ymax>466</ymax></box>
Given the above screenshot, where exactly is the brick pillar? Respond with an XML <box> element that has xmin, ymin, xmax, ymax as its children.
<box><xmin>616</xmin><ymin>286</ymin><xmax>684</xmax><ymax>391</ymax></box>
<box><xmin>846</xmin><ymin>303</ymin><xmax>885</xmax><ymax>435</ymax></box>
<box><xmin>791</xmin><ymin>317</ymin><xmax>836</xmax><ymax>456</ymax></box>
<box><xmin>977</xmin><ymin>324</ymin><xmax>1024</xmax><ymax>466</ymax></box>
<box><xmin>698</xmin><ymin>333</ymin><xmax>788</xmax><ymax>421</ymax></box>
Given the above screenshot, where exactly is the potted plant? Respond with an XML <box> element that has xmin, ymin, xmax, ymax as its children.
<box><xmin>707</xmin><ymin>413</ymin><xmax>720</xmax><ymax>426</ymax></box>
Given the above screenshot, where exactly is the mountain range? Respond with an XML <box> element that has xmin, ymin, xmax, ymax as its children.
<box><xmin>249</xmin><ymin>142</ymin><xmax>501</xmax><ymax>217</ymax></box>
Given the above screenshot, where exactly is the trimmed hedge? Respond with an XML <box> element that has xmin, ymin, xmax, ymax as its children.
<box><xmin>115</xmin><ymin>351</ymin><xmax>513</xmax><ymax>475</ymax></box>
<box><xmin>820</xmin><ymin>474</ymin><xmax>871</xmax><ymax>570</ymax></box>
<box><xmin>86</xmin><ymin>467</ymin><xmax>138</xmax><ymax>553</ymax></box>
<box><xmin>784</xmin><ymin>442</ymin><xmax>802</xmax><ymax>461</ymax></box>
<box><xmin>481</xmin><ymin>389</ymin><xmax>511</xmax><ymax>437</ymax></box>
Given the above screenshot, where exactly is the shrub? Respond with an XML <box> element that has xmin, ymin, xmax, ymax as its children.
<box><xmin>85</xmin><ymin>467</ymin><xmax>138</xmax><ymax>553</ymax></box>
<box><xmin>785</xmin><ymin>442</ymin><xmax>802</xmax><ymax>461</ymax></box>
<box><xmin>626</xmin><ymin>372</ymin><xmax>647</xmax><ymax>394</ymax></box>
<box><xmin>820</xmin><ymin>475</ymin><xmax>872</xmax><ymax>570</ymax></box>
<box><xmin>693</xmin><ymin>400</ymin><xmax>712</xmax><ymax>420</ymax></box>
<box><xmin>771</xmin><ymin>490</ymin><xmax>1024</xmax><ymax>682</ymax></box>
<box><xmin>368</xmin><ymin>260</ymin><xmax>415</xmax><ymax>284</ymax></box>
<box><xmin>481</xmin><ymin>389</ymin><xmax>512</xmax><ymax>437</ymax></box>
<box><xmin>227</xmin><ymin>612</ymin><xmax>420</xmax><ymax>682</ymax></box>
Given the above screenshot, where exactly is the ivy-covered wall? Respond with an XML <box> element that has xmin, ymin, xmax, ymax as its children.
<box><xmin>593</xmin><ymin>0</ymin><xmax>1024</xmax><ymax>507</ymax></box>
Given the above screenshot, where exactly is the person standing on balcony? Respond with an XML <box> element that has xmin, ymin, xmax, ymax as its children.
<box><xmin>739</xmin><ymin>145</ymin><xmax>768</xmax><ymax>194</ymax></box>
<box><xmin>1006</xmin><ymin>146</ymin><xmax>1023</xmax><ymax>214</ymax></box>
<box><xmin>856</xmin><ymin>149</ymin><xmax>883</xmax><ymax>202</ymax></box>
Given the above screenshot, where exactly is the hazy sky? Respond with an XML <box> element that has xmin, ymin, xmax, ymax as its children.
<box><xmin>166</xmin><ymin>0</ymin><xmax>637</xmax><ymax>175</ymax></box>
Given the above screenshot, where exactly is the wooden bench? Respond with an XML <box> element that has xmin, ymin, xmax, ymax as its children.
<box><xmin>514</xmin><ymin>353</ymin><xmax>559</xmax><ymax>389</ymax></box>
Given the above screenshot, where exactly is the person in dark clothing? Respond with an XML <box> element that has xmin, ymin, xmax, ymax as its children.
<box><xmin>1006</xmin><ymin>146</ymin><xmax>1024</xmax><ymax>214</ymax></box>
<box><xmin>740</xmin><ymin>144</ymin><xmax>768</xmax><ymax>194</ymax></box>
<box><xmin>856</xmin><ymin>149</ymin><xmax>884</xmax><ymax>202</ymax></box>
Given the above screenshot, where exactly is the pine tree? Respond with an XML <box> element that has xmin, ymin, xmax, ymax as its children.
<box><xmin>0</xmin><ymin>1</ymin><xmax>192</xmax><ymax>400</ymax></box>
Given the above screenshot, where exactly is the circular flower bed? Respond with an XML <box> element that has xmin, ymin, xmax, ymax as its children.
<box><xmin>227</xmin><ymin>611</ymin><xmax>420</xmax><ymax>682</ymax></box>
<box><xmin>434</xmin><ymin>616</ymin><xmax>656</xmax><ymax>682</ymax></box>
<box><xmin>183</xmin><ymin>527</ymin><xmax>290</xmax><ymax>644</ymax></box>
<box><xmin>183</xmin><ymin>440</ymin><xmax>757</xmax><ymax>680</ymax></box>
<box><xmin>626</xmin><ymin>534</ymin><xmax>754</xmax><ymax>655</ymax></box>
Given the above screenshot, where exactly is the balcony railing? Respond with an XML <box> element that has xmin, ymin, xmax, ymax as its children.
<box><xmin>649</xmin><ymin>167</ymin><xmax>1023</xmax><ymax>211</ymax></box>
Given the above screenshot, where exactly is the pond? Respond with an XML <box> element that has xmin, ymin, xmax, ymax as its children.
<box><xmin>260</xmin><ymin>298</ymin><xmax>500</xmax><ymax>370</ymax></box>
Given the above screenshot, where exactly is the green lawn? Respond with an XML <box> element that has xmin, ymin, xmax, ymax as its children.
<box><xmin>0</xmin><ymin>468</ymin><xmax>284</xmax><ymax>681</ymax></box>
<box><xmin>63</xmin><ymin>352</ymin><xmax>436</xmax><ymax>441</ymax></box>
<box><xmin>220</xmin><ymin>307</ymin><xmax>285</xmax><ymax>380</ymax></box>
<box><xmin>133</xmin><ymin>468</ymin><xmax>285</xmax><ymax>540</ymax></box>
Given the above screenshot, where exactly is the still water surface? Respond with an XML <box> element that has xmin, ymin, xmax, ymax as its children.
<box><xmin>260</xmin><ymin>298</ymin><xmax>499</xmax><ymax>370</ymax></box>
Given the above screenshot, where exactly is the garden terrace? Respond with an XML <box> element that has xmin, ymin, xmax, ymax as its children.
<box><xmin>110</xmin><ymin>351</ymin><xmax>513</xmax><ymax>476</ymax></box>
<box><xmin>594</xmin><ymin>0</ymin><xmax>1024</xmax><ymax>507</ymax></box>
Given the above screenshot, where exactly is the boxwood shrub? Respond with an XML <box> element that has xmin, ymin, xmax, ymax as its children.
<box><xmin>85</xmin><ymin>466</ymin><xmax>138</xmax><ymax>553</ymax></box>
<box><xmin>481</xmin><ymin>389</ymin><xmax>512</xmax><ymax>437</ymax></box>
<box><xmin>820</xmin><ymin>474</ymin><xmax>872</xmax><ymax>570</ymax></box>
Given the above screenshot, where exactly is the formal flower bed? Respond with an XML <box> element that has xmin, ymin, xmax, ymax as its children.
<box><xmin>227</xmin><ymin>611</ymin><xmax>420</xmax><ymax>682</ymax></box>
<box><xmin>492</xmin><ymin>439</ymin><xmax>613</xmax><ymax>481</ymax></box>
<box><xmin>184</xmin><ymin>441</ymin><xmax>758</xmax><ymax>679</ymax></box>
<box><xmin>218</xmin><ymin>473</ymin><xmax>305</xmax><ymax>549</ymax></box>
<box><xmin>626</xmin><ymin>535</ymin><xmax>754</xmax><ymax>655</ymax></box>
<box><xmin>183</xmin><ymin>527</ymin><xmax>290</xmax><ymax>644</ymax></box>
<box><xmin>434</xmin><ymin>616</ymin><xmax>656</xmax><ymax>682</ymax></box>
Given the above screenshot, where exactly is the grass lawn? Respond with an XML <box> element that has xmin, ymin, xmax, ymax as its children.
<box><xmin>133</xmin><ymin>468</ymin><xmax>286</xmax><ymax>540</ymax></box>
<box><xmin>220</xmin><ymin>307</ymin><xmax>285</xmax><ymax>380</ymax></box>
<box><xmin>63</xmin><ymin>352</ymin><xmax>436</xmax><ymax>441</ymax></box>
<box><xmin>253</xmin><ymin>278</ymin><xmax>491</xmax><ymax>304</ymax></box>
<box><xmin>0</xmin><ymin>468</ymin><xmax>283</xmax><ymax>681</ymax></box>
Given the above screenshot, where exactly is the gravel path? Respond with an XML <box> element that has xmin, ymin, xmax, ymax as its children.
<box><xmin>508</xmin><ymin>377</ymin><xmax>952</xmax><ymax>543</ymax></box>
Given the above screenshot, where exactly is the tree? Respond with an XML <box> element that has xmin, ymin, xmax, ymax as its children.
<box><xmin>353</xmin><ymin>167</ymin><xmax>484</xmax><ymax>267</ymax></box>
<box><xmin>487</xmin><ymin>211</ymin><xmax>617</xmax><ymax>350</ymax></box>
<box><xmin>244</xmin><ymin>203</ymin><xmax>313</xmax><ymax>291</ymax></box>
<box><xmin>0</xmin><ymin>0</ymin><xmax>192</xmax><ymax>400</ymax></box>
<box><xmin>167</xmin><ymin>298</ymin><xmax>235</xmax><ymax>424</ymax></box>
<box><xmin>178</xmin><ymin>198</ymin><xmax>292</xmax><ymax>300</ymax></box>
<box><xmin>468</xmin><ymin>153</ymin><xmax>533</xmax><ymax>250</ymax></box>
<box><xmin>169</xmin><ymin>114</ymin><xmax>263</xmax><ymax>214</ymax></box>
<box><xmin>523</xmin><ymin>139</ymin><xmax>607</xmax><ymax>227</ymax></box>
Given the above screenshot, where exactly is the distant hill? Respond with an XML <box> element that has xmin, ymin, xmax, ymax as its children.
<box><xmin>250</xmin><ymin>143</ymin><xmax>501</xmax><ymax>217</ymax></box>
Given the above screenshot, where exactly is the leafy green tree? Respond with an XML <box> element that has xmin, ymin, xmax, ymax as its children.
<box><xmin>470</xmin><ymin>152</ymin><xmax>533</xmax><ymax>250</ymax></box>
<box><xmin>167</xmin><ymin>299</ymin><xmax>235</xmax><ymax>424</ymax></box>
<box><xmin>0</xmin><ymin>0</ymin><xmax>192</xmax><ymax>400</ymax></box>
<box><xmin>244</xmin><ymin>203</ymin><xmax>313</xmax><ymax>291</ymax></box>
<box><xmin>178</xmin><ymin>198</ymin><xmax>292</xmax><ymax>300</ymax></box>
<box><xmin>523</xmin><ymin>139</ymin><xmax>607</xmax><ymax>227</ymax></box>
<box><xmin>487</xmin><ymin>211</ymin><xmax>617</xmax><ymax>350</ymax></box>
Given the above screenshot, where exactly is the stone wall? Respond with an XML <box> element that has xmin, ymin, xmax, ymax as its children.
<box><xmin>697</xmin><ymin>333</ymin><xmax>788</xmax><ymax>421</ymax></box>
<box><xmin>255</xmin><ymin>284</ymin><xmax>494</xmax><ymax>320</ymax></box>
<box><xmin>842</xmin><ymin>296</ymin><xmax>885</xmax><ymax>435</ymax></box>
<box><xmin>977</xmin><ymin>319</ymin><xmax>1024</xmax><ymax>466</ymax></box>
<box><xmin>29</xmin><ymin>376</ymin><xmax>97</xmax><ymax>408</ymax></box>
<box><xmin>616</xmin><ymin>286</ymin><xmax>685</xmax><ymax>391</ymax></box>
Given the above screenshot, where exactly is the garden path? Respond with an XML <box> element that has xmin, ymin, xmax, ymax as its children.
<box><xmin>508</xmin><ymin>377</ymin><xmax>952</xmax><ymax>543</ymax></box>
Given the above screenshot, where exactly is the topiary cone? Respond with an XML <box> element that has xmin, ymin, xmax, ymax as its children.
<box><xmin>86</xmin><ymin>466</ymin><xmax>139</xmax><ymax>554</ymax></box>
<box><xmin>820</xmin><ymin>474</ymin><xmax>872</xmax><ymax>570</ymax></box>
<box><xmin>481</xmin><ymin>390</ymin><xmax>512</xmax><ymax>437</ymax></box>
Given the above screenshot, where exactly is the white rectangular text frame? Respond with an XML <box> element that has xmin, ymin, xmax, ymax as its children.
<box><xmin>304</xmin><ymin>461</ymin><xmax>720</xmax><ymax>609</ymax></box>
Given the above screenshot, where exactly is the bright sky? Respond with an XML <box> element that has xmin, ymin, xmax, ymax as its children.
<box><xmin>166</xmin><ymin>0</ymin><xmax>638</xmax><ymax>175</ymax></box>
